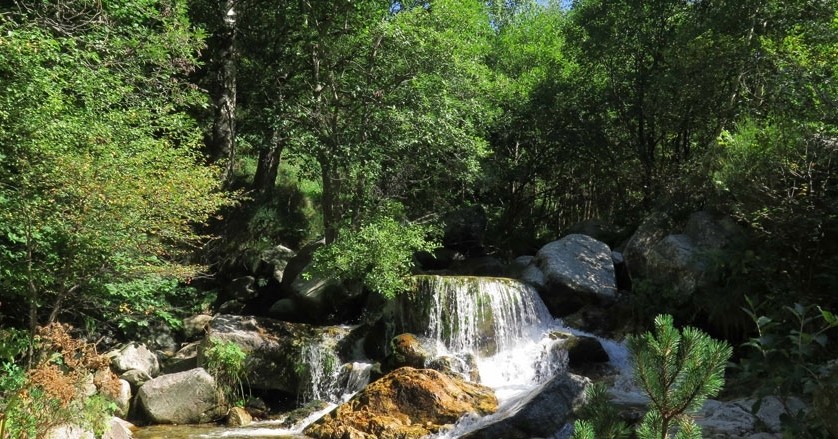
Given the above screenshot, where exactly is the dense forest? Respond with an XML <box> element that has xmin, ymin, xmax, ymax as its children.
<box><xmin>1</xmin><ymin>0</ymin><xmax>836</xmax><ymax>437</ymax></box>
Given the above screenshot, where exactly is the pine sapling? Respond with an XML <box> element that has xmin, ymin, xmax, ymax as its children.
<box><xmin>629</xmin><ymin>314</ymin><xmax>732</xmax><ymax>439</ymax></box>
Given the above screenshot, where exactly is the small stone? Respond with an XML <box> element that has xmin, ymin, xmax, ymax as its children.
<box><xmin>226</xmin><ymin>406</ymin><xmax>253</xmax><ymax>427</ymax></box>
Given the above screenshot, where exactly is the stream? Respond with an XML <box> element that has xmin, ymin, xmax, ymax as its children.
<box><xmin>134</xmin><ymin>275</ymin><xmax>631</xmax><ymax>438</ymax></box>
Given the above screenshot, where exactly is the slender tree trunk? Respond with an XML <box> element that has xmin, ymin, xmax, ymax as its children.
<box><xmin>211</xmin><ymin>0</ymin><xmax>237</xmax><ymax>186</ymax></box>
<box><xmin>320</xmin><ymin>157</ymin><xmax>341</xmax><ymax>244</ymax></box>
<box><xmin>252</xmin><ymin>132</ymin><xmax>284</xmax><ymax>194</ymax></box>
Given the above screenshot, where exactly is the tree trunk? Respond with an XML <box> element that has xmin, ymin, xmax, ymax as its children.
<box><xmin>320</xmin><ymin>157</ymin><xmax>341</xmax><ymax>244</ymax></box>
<box><xmin>252</xmin><ymin>132</ymin><xmax>284</xmax><ymax>194</ymax></box>
<box><xmin>211</xmin><ymin>0</ymin><xmax>237</xmax><ymax>186</ymax></box>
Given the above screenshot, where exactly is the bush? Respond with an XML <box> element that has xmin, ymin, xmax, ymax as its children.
<box><xmin>310</xmin><ymin>202</ymin><xmax>439</xmax><ymax>299</ymax></box>
<box><xmin>0</xmin><ymin>324</ymin><xmax>120</xmax><ymax>439</ymax></box>
<box><xmin>203</xmin><ymin>337</ymin><xmax>248</xmax><ymax>407</ymax></box>
<box><xmin>572</xmin><ymin>315</ymin><xmax>731</xmax><ymax>439</ymax></box>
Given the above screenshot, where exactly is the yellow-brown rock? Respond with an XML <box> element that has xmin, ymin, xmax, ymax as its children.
<box><xmin>304</xmin><ymin>367</ymin><xmax>498</xmax><ymax>439</ymax></box>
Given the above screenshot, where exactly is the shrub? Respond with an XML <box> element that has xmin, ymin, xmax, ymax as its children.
<box><xmin>310</xmin><ymin>202</ymin><xmax>439</xmax><ymax>299</ymax></box>
<box><xmin>571</xmin><ymin>315</ymin><xmax>731</xmax><ymax>439</ymax></box>
<box><xmin>629</xmin><ymin>314</ymin><xmax>732</xmax><ymax>439</ymax></box>
<box><xmin>203</xmin><ymin>337</ymin><xmax>248</xmax><ymax>407</ymax></box>
<box><xmin>0</xmin><ymin>324</ymin><xmax>120</xmax><ymax>439</ymax></box>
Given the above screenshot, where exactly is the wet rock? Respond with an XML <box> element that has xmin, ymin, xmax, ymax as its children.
<box><xmin>136</xmin><ymin>368</ymin><xmax>224</xmax><ymax>424</ymax></box>
<box><xmin>226</xmin><ymin>406</ymin><xmax>253</xmax><ymax>427</ymax></box>
<box><xmin>549</xmin><ymin>331</ymin><xmax>610</xmax><ymax>367</ymax></box>
<box><xmin>304</xmin><ymin>367</ymin><xmax>497</xmax><ymax>439</ymax></box>
<box><xmin>462</xmin><ymin>373</ymin><xmax>591</xmax><ymax>439</ymax></box>
<box><xmin>526</xmin><ymin>234</ymin><xmax>617</xmax><ymax>315</ymax></box>
<box><xmin>427</xmin><ymin>354</ymin><xmax>481</xmax><ymax>382</ymax></box>
<box><xmin>388</xmin><ymin>333</ymin><xmax>434</xmax><ymax>369</ymax></box>
<box><xmin>202</xmin><ymin>314</ymin><xmax>353</xmax><ymax>393</ymax></box>
<box><xmin>107</xmin><ymin>343</ymin><xmax>160</xmax><ymax>377</ymax></box>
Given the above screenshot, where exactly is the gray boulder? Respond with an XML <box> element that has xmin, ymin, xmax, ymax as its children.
<box><xmin>120</xmin><ymin>369</ymin><xmax>152</xmax><ymax>393</ymax></box>
<box><xmin>182</xmin><ymin>314</ymin><xmax>212</xmax><ymax>340</ymax></box>
<box><xmin>624</xmin><ymin>211</ymin><xmax>744</xmax><ymax>297</ymax></box>
<box><xmin>202</xmin><ymin>314</ymin><xmax>353</xmax><ymax>393</ymax></box>
<box><xmin>623</xmin><ymin>212</ymin><xmax>674</xmax><ymax>277</ymax></box>
<box><xmin>107</xmin><ymin>343</ymin><xmax>160</xmax><ymax>377</ymax></box>
<box><xmin>103</xmin><ymin>417</ymin><xmax>134</xmax><ymax>439</ymax></box>
<box><xmin>110</xmin><ymin>379</ymin><xmax>132</xmax><ymax>418</ymax></box>
<box><xmin>462</xmin><ymin>373</ymin><xmax>591</xmax><ymax>439</ymax></box>
<box><xmin>161</xmin><ymin>340</ymin><xmax>200</xmax><ymax>374</ymax></box>
<box><xmin>525</xmin><ymin>234</ymin><xmax>617</xmax><ymax>315</ymax></box>
<box><xmin>136</xmin><ymin>368</ymin><xmax>224</xmax><ymax>424</ymax></box>
<box><xmin>261</xmin><ymin>244</ymin><xmax>296</xmax><ymax>282</ymax></box>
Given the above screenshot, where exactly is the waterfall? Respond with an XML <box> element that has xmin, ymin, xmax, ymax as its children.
<box><xmin>298</xmin><ymin>327</ymin><xmax>373</xmax><ymax>405</ymax></box>
<box><xmin>398</xmin><ymin>275</ymin><xmax>632</xmax><ymax>438</ymax></box>
<box><xmin>391</xmin><ymin>275</ymin><xmax>577</xmax><ymax>402</ymax></box>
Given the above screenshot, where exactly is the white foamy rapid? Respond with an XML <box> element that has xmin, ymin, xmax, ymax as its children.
<box><xmin>405</xmin><ymin>275</ymin><xmax>632</xmax><ymax>438</ymax></box>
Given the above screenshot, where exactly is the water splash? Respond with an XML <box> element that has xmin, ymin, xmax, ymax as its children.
<box><xmin>298</xmin><ymin>328</ymin><xmax>373</xmax><ymax>405</ymax></box>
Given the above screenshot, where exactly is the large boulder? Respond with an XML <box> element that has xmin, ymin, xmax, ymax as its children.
<box><xmin>462</xmin><ymin>373</ymin><xmax>591</xmax><ymax>439</ymax></box>
<box><xmin>202</xmin><ymin>314</ymin><xmax>354</xmax><ymax>393</ymax></box>
<box><xmin>136</xmin><ymin>368</ymin><xmax>224</xmax><ymax>424</ymax></box>
<box><xmin>182</xmin><ymin>314</ymin><xmax>212</xmax><ymax>340</ymax></box>
<box><xmin>261</xmin><ymin>244</ymin><xmax>296</xmax><ymax>282</ymax></box>
<box><xmin>523</xmin><ymin>234</ymin><xmax>617</xmax><ymax>316</ymax></box>
<box><xmin>304</xmin><ymin>367</ymin><xmax>498</xmax><ymax>439</ymax></box>
<box><xmin>109</xmin><ymin>379</ymin><xmax>132</xmax><ymax>418</ymax></box>
<box><xmin>106</xmin><ymin>343</ymin><xmax>160</xmax><ymax>377</ymax></box>
<box><xmin>624</xmin><ymin>211</ymin><xmax>744</xmax><ymax>297</ymax></box>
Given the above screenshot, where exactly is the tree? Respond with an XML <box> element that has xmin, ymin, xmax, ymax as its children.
<box><xmin>566</xmin><ymin>0</ymin><xmax>746</xmax><ymax>208</ymax></box>
<box><xmin>0</xmin><ymin>0</ymin><xmax>232</xmax><ymax>342</ymax></box>
<box><xmin>287</xmin><ymin>0</ymin><xmax>495</xmax><ymax>243</ymax></box>
<box><xmin>572</xmin><ymin>315</ymin><xmax>730</xmax><ymax>439</ymax></box>
<box><xmin>628</xmin><ymin>314</ymin><xmax>731</xmax><ymax>439</ymax></box>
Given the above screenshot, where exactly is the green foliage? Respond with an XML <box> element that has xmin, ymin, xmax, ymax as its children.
<box><xmin>571</xmin><ymin>383</ymin><xmax>631</xmax><ymax>439</ymax></box>
<box><xmin>203</xmin><ymin>337</ymin><xmax>248</xmax><ymax>407</ymax></box>
<box><xmin>737</xmin><ymin>299</ymin><xmax>838</xmax><ymax>434</ymax></box>
<box><xmin>99</xmin><ymin>276</ymin><xmax>203</xmax><ymax>338</ymax></box>
<box><xmin>628</xmin><ymin>314</ymin><xmax>732</xmax><ymax>439</ymax></box>
<box><xmin>0</xmin><ymin>329</ymin><xmax>29</xmax><ymax>364</ymax></box>
<box><xmin>310</xmin><ymin>203</ymin><xmax>439</xmax><ymax>299</ymax></box>
<box><xmin>0</xmin><ymin>0</ymin><xmax>234</xmax><ymax>329</ymax></box>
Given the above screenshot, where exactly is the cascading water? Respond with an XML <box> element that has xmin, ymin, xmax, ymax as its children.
<box><xmin>298</xmin><ymin>328</ymin><xmax>373</xmax><ymax>405</ymax></box>
<box><xmin>391</xmin><ymin>275</ymin><xmax>632</xmax><ymax>437</ymax></box>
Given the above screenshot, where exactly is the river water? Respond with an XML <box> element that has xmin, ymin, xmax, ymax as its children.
<box><xmin>134</xmin><ymin>275</ymin><xmax>631</xmax><ymax>438</ymax></box>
